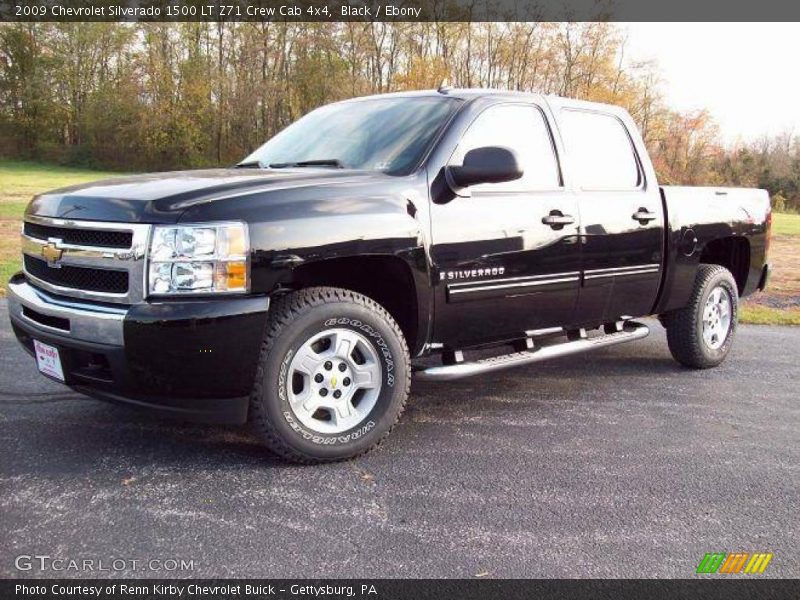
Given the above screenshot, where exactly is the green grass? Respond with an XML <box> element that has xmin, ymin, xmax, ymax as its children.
<box><xmin>0</xmin><ymin>202</ymin><xmax>27</xmax><ymax>219</ymax></box>
<box><xmin>0</xmin><ymin>159</ymin><xmax>124</xmax><ymax>297</ymax></box>
<box><xmin>0</xmin><ymin>258</ymin><xmax>20</xmax><ymax>287</ymax></box>
<box><xmin>772</xmin><ymin>212</ymin><xmax>800</xmax><ymax>236</ymax></box>
<box><xmin>740</xmin><ymin>303</ymin><xmax>800</xmax><ymax>326</ymax></box>
<box><xmin>0</xmin><ymin>159</ymin><xmax>120</xmax><ymax>204</ymax></box>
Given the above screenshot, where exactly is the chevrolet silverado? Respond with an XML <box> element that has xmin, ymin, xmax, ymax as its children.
<box><xmin>7</xmin><ymin>89</ymin><xmax>771</xmax><ymax>462</ymax></box>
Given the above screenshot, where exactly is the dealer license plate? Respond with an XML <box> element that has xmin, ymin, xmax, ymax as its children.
<box><xmin>33</xmin><ymin>339</ymin><xmax>65</xmax><ymax>382</ymax></box>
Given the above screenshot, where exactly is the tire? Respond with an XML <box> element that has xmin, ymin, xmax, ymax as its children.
<box><xmin>662</xmin><ymin>264</ymin><xmax>739</xmax><ymax>369</ymax></box>
<box><xmin>249</xmin><ymin>286</ymin><xmax>410</xmax><ymax>464</ymax></box>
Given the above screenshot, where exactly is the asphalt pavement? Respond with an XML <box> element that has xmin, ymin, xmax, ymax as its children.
<box><xmin>1</xmin><ymin>300</ymin><xmax>797</xmax><ymax>579</ymax></box>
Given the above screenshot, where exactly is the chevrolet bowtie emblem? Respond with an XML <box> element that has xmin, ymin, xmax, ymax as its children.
<box><xmin>41</xmin><ymin>242</ymin><xmax>63</xmax><ymax>265</ymax></box>
<box><xmin>330</xmin><ymin>376</ymin><xmax>338</xmax><ymax>388</ymax></box>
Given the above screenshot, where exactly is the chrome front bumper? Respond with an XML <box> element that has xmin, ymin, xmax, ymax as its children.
<box><xmin>7</xmin><ymin>278</ymin><xmax>127</xmax><ymax>346</ymax></box>
<box><xmin>7</xmin><ymin>275</ymin><xmax>263</xmax><ymax>424</ymax></box>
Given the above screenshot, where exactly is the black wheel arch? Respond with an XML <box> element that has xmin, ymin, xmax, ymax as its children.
<box><xmin>698</xmin><ymin>236</ymin><xmax>750</xmax><ymax>295</ymax></box>
<box><xmin>272</xmin><ymin>253</ymin><xmax>430</xmax><ymax>356</ymax></box>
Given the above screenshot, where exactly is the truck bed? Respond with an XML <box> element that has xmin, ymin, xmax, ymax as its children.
<box><xmin>656</xmin><ymin>185</ymin><xmax>771</xmax><ymax>314</ymax></box>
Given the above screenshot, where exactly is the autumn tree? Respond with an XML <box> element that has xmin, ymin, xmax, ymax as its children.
<box><xmin>0</xmin><ymin>20</ymin><xmax>796</xmax><ymax>211</ymax></box>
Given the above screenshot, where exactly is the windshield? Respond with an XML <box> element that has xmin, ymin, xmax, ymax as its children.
<box><xmin>241</xmin><ymin>96</ymin><xmax>461</xmax><ymax>175</ymax></box>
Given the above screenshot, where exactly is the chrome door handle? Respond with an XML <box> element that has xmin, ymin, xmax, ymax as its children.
<box><xmin>542</xmin><ymin>211</ymin><xmax>575</xmax><ymax>229</ymax></box>
<box><xmin>632</xmin><ymin>208</ymin><xmax>657</xmax><ymax>224</ymax></box>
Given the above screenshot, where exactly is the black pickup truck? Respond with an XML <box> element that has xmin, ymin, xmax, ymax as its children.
<box><xmin>8</xmin><ymin>89</ymin><xmax>771</xmax><ymax>463</ymax></box>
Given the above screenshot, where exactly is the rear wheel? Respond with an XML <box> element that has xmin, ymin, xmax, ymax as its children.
<box><xmin>662</xmin><ymin>264</ymin><xmax>738</xmax><ymax>369</ymax></box>
<box><xmin>250</xmin><ymin>287</ymin><xmax>410</xmax><ymax>463</ymax></box>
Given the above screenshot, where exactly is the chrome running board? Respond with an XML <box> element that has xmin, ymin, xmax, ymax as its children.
<box><xmin>415</xmin><ymin>321</ymin><xmax>649</xmax><ymax>381</ymax></box>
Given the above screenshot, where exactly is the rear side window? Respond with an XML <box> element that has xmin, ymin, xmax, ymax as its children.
<box><xmin>559</xmin><ymin>109</ymin><xmax>641</xmax><ymax>190</ymax></box>
<box><xmin>450</xmin><ymin>104</ymin><xmax>561</xmax><ymax>192</ymax></box>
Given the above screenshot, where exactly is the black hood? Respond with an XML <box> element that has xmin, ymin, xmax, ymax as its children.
<box><xmin>25</xmin><ymin>168</ymin><xmax>390</xmax><ymax>224</ymax></box>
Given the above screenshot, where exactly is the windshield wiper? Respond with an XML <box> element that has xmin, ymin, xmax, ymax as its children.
<box><xmin>269</xmin><ymin>159</ymin><xmax>345</xmax><ymax>169</ymax></box>
<box><xmin>235</xmin><ymin>160</ymin><xmax>265</xmax><ymax>169</ymax></box>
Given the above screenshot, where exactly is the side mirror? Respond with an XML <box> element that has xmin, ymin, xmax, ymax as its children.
<box><xmin>446</xmin><ymin>146</ymin><xmax>523</xmax><ymax>190</ymax></box>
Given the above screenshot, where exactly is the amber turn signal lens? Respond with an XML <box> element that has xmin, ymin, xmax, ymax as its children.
<box><xmin>214</xmin><ymin>261</ymin><xmax>247</xmax><ymax>291</ymax></box>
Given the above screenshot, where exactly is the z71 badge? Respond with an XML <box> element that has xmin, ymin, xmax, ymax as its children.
<box><xmin>442</xmin><ymin>267</ymin><xmax>505</xmax><ymax>281</ymax></box>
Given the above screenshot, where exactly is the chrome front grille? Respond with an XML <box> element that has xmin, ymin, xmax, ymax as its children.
<box><xmin>21</xmin><ymin>215</ymin><xmax>151</xmax><ymax>304</ymax></box>
<box><xmin>24</xmin><ymin>255</ymin><xmax>129</xmax><ymax>294</ymax></box>
<box><xmin>23</xmin><ymin>221</ymin><xmax>133</xmax><ymax>249</ymax></box>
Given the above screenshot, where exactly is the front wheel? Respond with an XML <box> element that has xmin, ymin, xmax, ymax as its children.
<box><xmin>250</xmin><ymin>287</ymin><xmax>410</xmax><ymax>463</ymax></box>
<box><xmin>662</xmin><ymin>264</ymin><xmax>739</xmax><ymax>369</ymax></box>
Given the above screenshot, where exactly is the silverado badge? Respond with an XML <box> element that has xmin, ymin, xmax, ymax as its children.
<box><xmin>442</xmin><ymin>267</ymin><xmax>506</xmax><ymax>281</ymax></box>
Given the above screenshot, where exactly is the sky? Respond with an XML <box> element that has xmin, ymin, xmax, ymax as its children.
<box><xmin>622</xmin><ymin>23</ymin><xmax>799</xmax><ymax>144</ymax></box>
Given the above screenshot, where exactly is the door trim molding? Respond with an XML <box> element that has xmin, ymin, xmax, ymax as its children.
<box><xmin>446</xmin><ymin>270</ymin><xmax>580</xmax><ymax>302</ymax></box>
<box><xmin>583</xmin><ymin>263</ymin><xmax>660</xmax><ymax>281</ymax></box>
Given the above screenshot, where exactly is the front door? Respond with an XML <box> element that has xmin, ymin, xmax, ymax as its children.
<box><xmin>430</xmin><ymin>102</ymin><xmax>581</xmax><ymax>347</ymax></box>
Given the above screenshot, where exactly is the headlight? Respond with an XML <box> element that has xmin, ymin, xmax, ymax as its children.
<box><xmin>147</xmin><ymin>222</ymin><xmax>249</xmax><ymax>295</ymax></box>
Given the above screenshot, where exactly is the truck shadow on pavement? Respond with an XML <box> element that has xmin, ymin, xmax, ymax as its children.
<box><xmin>1</xmin><ymin>347</ymin><xmax>696</xmax><ymax>476</ymax></box>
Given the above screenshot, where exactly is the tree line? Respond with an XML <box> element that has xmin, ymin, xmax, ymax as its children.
<box><xmin>0</xmin><ymin>22</ymin><xmax>797</xmax><ymax>211</ymax></box>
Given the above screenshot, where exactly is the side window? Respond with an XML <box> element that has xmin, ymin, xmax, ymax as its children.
<box><xmin>450</xmin><ymin>104</ymin><xmax>561</xmax><ymax>192</ymax></box>
<box><xmin>559</xmin><ymin>109</ymin><xmax>641</xmax><ymax>190</ymax></box>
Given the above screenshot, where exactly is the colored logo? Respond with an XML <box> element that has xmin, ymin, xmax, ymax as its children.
<box><xmin>41</xmin><ymin>241</ymin><xmax>63</xmax><ymax>265</ymax></box>
<box><xmin>696</xmin><ymin>552</ymin><xmax>773</xmax><ymax>574</ymax></box>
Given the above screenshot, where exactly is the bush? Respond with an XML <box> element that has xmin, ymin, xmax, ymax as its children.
<box><xmin>772</xmin><ymin>193</ymin><xmax>788</xmax><ymax>213</ymax></box>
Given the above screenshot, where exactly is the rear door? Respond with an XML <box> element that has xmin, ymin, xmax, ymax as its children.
<box><xmin>556</xmin><ymin>107</ymin><xmax>665</xmax><ymax>323</ymax></box>
<box><xmin>430</xmin><ymin>101</ymin><xmax>581</xmax><ymax>347</ymax></box>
